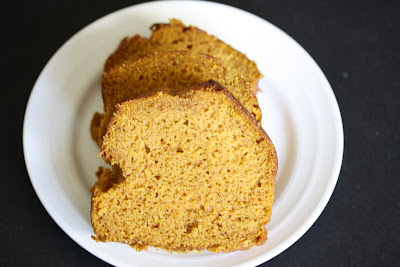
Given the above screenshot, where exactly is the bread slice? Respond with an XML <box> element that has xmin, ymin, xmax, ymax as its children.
<box><xmin>104</xmin><ymin>19</ymin><xmax>262</xmax><ymax>92</ymax></box>
<box><xmin>90</xmin><ymin>112</ymin><xmax>103</xmax><ymax>141</ymax></box>
<box><xmin>91</xmin><ymin>80</ymin><xmax>277</xmax><ymax>252</ymax></box>
<box><xmin>95</xmin><ymin>51</ymin><xmax>261</xmax><ymax>146</ymax></box>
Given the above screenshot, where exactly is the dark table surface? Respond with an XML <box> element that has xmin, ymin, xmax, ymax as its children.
<box><xmin>1</xmin><ymin>0</ymin><xmax>399</xmax><ymax>266</ymax></box>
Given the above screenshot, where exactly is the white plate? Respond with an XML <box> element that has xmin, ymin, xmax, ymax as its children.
<box><xmin>23</xmin><ymin>1</ymin><xmax>343</xmax><ymax>266</ymax></box>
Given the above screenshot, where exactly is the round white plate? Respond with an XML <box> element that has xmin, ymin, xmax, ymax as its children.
<box><xmin>23</xmin><ymin>1</ymin><xmax>343</xmax><ymax>266</ymax></box>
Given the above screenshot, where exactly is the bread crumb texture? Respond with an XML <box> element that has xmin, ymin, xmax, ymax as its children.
<box><xmin>91</xmin><ymin>82</ymin><xmax>277</xmax><ymax>253</ymax></box>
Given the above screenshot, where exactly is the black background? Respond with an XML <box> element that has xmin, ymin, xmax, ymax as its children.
<box><xmin>1</xmin><ymin>0</ymin><xmax>399</xmax><ymax>266</ymax></box>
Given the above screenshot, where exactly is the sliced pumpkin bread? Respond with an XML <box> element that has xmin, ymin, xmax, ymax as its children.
<box><xmin>91</xmin><ymin>80</ymin><xmax>277</xmax><ymax>252</ymax></box>
<box><xmin>95</xmin><ymin>51</ymin><xmax>261</xmax><ymax>146</ymax></box>
<box><xmin>104</xmin><ymin>19</ymin><xmax>262</xmax><ymax>91</ymax></box>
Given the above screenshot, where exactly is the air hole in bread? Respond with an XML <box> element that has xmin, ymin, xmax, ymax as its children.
<box><xmin>185</xmin><ymin>221</ymin><xmax>198</xmax><ymax>233</ymax></box>
<box><xmin>172</xmin><ymin>38</ymin><xmax>183</xmax><ymax>44</ymax></box>
<box><xmin>256</xmin><ymin>137</ymin><xmax>265</xmax><ymax>144</ymax></box>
